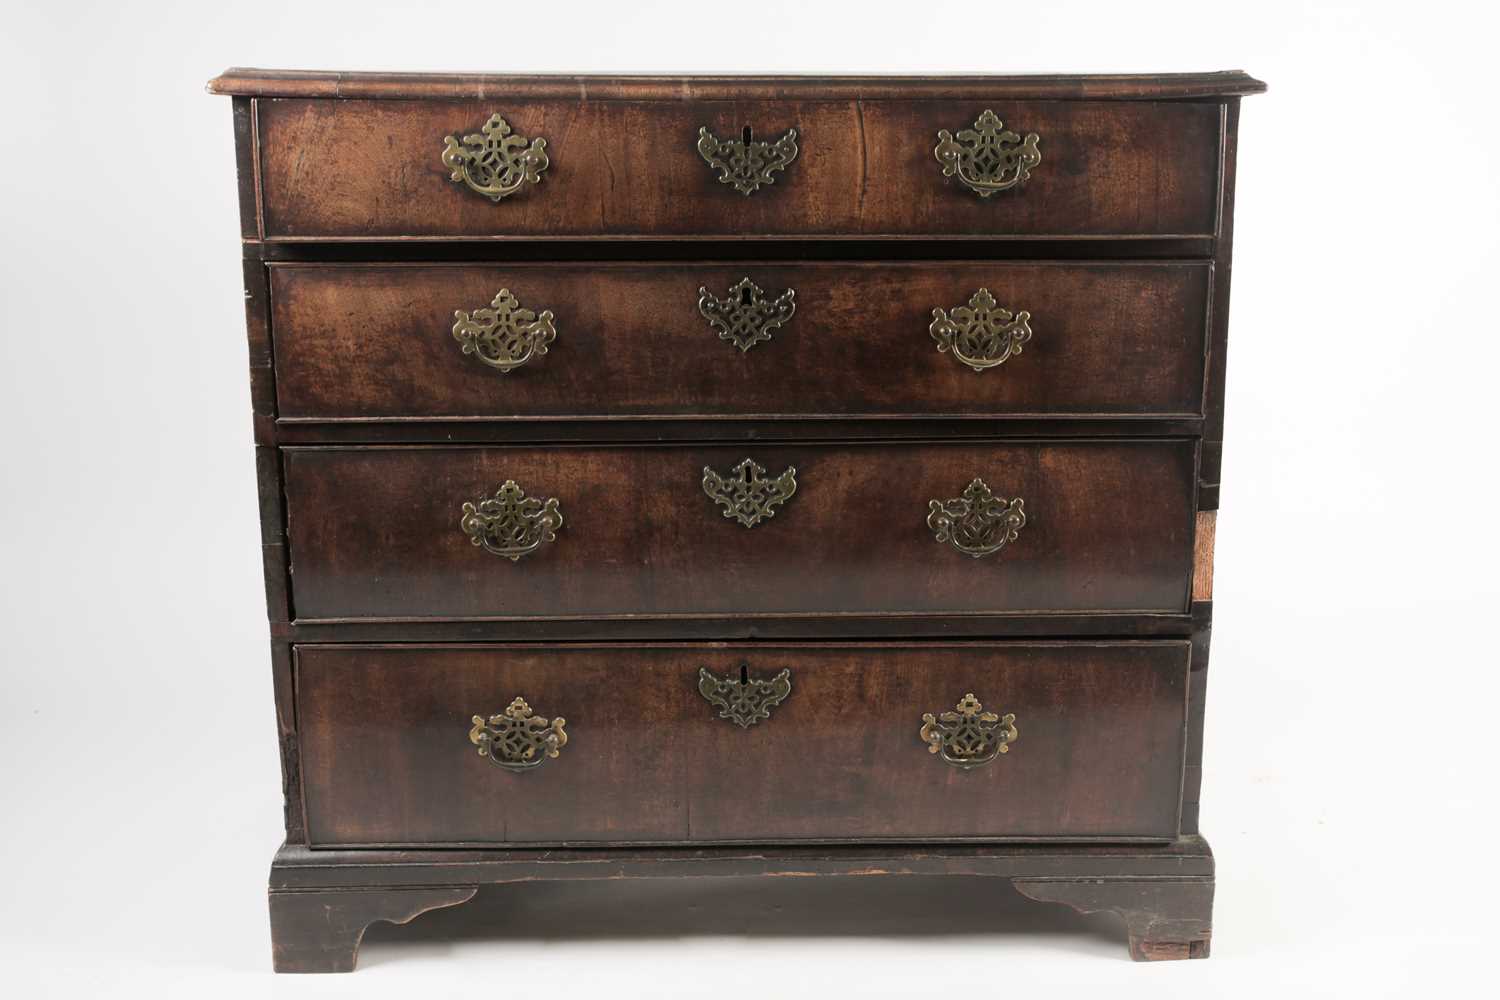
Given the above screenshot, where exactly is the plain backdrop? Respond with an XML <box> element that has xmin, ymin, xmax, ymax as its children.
<box><xmin>2</xmin><ymin>1</ymin><xmax>1496</xmax><ymax>995</ymax></box>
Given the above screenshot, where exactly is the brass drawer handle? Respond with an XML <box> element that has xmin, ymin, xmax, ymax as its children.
<box><xmin>469</xmin><ymin>697</ymin><xmax>567</xmax><ymax>771</ymax></box>
<box><xmin>930</xmin><ymin>288</ymin><xmax>1032</xmax><ymax>372</ymax></box>
<box><xmin>934</xmin><ymin>110</ymin><xmax>1041</xmax><ymax>197</ymax></box>
<box><xmin>927</xmin><ymin>478</ymin><xmax>1026</xmax><ymax>558</ymax></box>
<box><xmin>698</xmin><ymin>277</ymin><xmax>797</xmax><ymax>352</ymax></box>
<box><xmin>452</xmin><ymin>288</ymin><xmax>557</xmax><ymax>373</ymax></box>
<box><xmin>460</xmin><ymin>481</ymin><xmax>563</xmax><ymax>561</ymax></box>
<box><xmin>697</xmin><ymin>124</ymin><xmax>799</xmax><ymax>195</ymax></box>
<box><xmin>702</xmin><ymin>458</ymin><xmax>797</xmax><ymax>528</ymax></box>
<box><xmin>698</xmin><ymin>664</ymin><xmax>792</xmax><ymax>728</ymax></box>
<box><xmin>442</xmin><ymin>112</ymin><xmax>549</xmax><ymax>202</ymax></box>
<box><xmin>920</xmin><ymin>693</ymin><xmax>1017</xmax><ymax>769</ymax></box>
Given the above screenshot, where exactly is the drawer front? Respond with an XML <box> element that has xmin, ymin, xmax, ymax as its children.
<box><xmin>255</xmin><ymin>98</ymin><xmax>1221</xmax><ymax>239</ymax></box>
<box><xmin>295</xmin><ymin>642</ymin><xmax>1189</xmax><ymax>846</ymax></box>
<box><xmin>271</xmin><ymin>262</ymin><xmax>1210</xmax><ymax>421</ymax></box>
<box><xmin>283</xmin><ymin>441</ymin><xmax>1195</xmax><ymax>621</ymax></box>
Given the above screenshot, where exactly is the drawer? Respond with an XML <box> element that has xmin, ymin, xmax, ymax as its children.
<box><xmin>295</xmin><ymin>642</ymin><xmax>1190</xmax><ymax>846</ymax></box>
<box><xmin>283</xmin><ymin>440</ymin><xmax>1195</xmax><ymax>621</ymax></box>
<box><xmin>271</xmin><ymin>262</ymin><xmax>1210</xmax><ymax>421</ymax></box>
<box><xmin>254</xmin><ymin>98</ymin><xmax>1222</xmax><ymax>239</ymax></box>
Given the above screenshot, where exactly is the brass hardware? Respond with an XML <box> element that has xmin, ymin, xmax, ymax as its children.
<box><xmin>469</xmin><ymin>697</ymin><xmax>567</xmax><ymax>771</ymax></box>
<box><xmin>934</xmin><ymin>110</ymin><xmax>1041</xmax><ymax>197</ymax></box>
<box><xmin>452</xmin><ymin>289</ymin><xmax>557</xmax><ymax>372</ymax></box>
<box><xmin>930</xmin><ymin>289</ymin><xmax>1033</xmax><ymax>372</ymax></box>
<box><xmin>702</xmin><ymin>459</ymin><xmax>797</xmax><ymax>528</ymax></box>
<box><xmin>698</xmin><ymin>665</ymin><xmax>792</xmax><ymax>728</ymax></box>
<box><xmin>441</xmin><ymin>113</ymin><xmax>549</xmax><ymax>202</ymax></box>
<box><xmin>920</xmin><ymin>693</ymin><xmax>1017</xmax><ymax>769</ymax></box>
<box><xmin>460</xmin><ymin>481</ymin><xmax>563</xmax><ymax>561</ymax></box>
<box><xmin>927</xmin><ymin>479</ymin><xmax>1026</xmax><ymax>558</ymax></box>
<box><xmin>698</xmin><ymin>278</ymin><xmax>797</xmax><ymax>352</ymax></box>
<box><xmin>697</xmin><ymin>124</ymin><xmax>799</xmax><ymax>195</ymax></box>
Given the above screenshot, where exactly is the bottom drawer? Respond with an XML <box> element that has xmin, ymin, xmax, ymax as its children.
<box><xmin>295</xmin><ymin>642</ymin><xmax>1189</xmax><ymax>847</ymax></box>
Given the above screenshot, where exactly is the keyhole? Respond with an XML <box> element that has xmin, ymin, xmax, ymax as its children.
<box><xmin>742</xmin><ymin>125</ymin><xmax>753</xmax><ymax>145</ymax></box>
<box><xmin>741</xmin><ymin>286</ymin><xmax>754</xmax><ymax>306</ymax></box>
<box><xmin>739</xmin><ymin>663</ymin><xmax>749</xmax><ymax>686</ymax></box>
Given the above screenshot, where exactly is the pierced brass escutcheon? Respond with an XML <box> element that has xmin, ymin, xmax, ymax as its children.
<box><xmin>697</xmin><ymin>124</ymin><xmax>799</xmax><ymax>195</ymax></box>
<box><xmin>934</xmin><ymin>110</ymin><xmax>1041</xmax><ymax>197</ymax></box>
<box><xmin>698</xmin><ymin>277</ymin><xmax>797</xmax><ymax>352</ymax></box>
<box><xmin>698</xmin><ymin>665</ymin><xmax>792</xmax><ymax>728</ymax></box>
<box><xmin>460</xmin><ymin>481</ymin><xmax>563</xmax><ymax>561</ymax></box>
<box><xmin>702</xmin><ymin>458</ymin><xmax>798</xmax><ymax>528</ymax></box>
<box><xmin>927</xmin><ymin>478</ymin><xmax>1026</xmax><ymax>558</ymax></box>
<box><xmin>469</xmin><ymin>697</ymin><xmax>567</xmax><ymax>771</ymax></box>
<box><xmin>920</xmin><ymin>693</ymin><xmax>1018</xmax><ymax>770</ymax></box>
<box><xmin>452</xmin><ymin>289</ymin><xmax>557</xmax><ymax>373</ymax></box>
<box><xmin>441</xmin><ymin>112</ymin><xmax>549</xmax><ymax>202</ymax></box>
<box><xmin>930</xmin><ymin>288</ymin><xmax>1033</xmax><ymax>372</ymax></box>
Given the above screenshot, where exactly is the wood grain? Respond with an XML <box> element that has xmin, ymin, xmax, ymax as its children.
<box><xmin>209</xmin><ymin>69</ymin><xmax>1266</xmax><ymax>101</ymax></box>
<box><xmin>281</xmin><ymin>440</ymin><xmax>1197</xmax><ymax>621</ymax></box>
<box><xmin>254</xmin><ymin>98</ymin><xmax>1222</xmax><ymax>239</ymax></box>
<box><xmin>205</xmin><ymin>70</ymin><xmax>1262</xmax><ymax>969</ymax></box>
<box><xmin>1193</xmin><ymin>510</ymin><xmax>1217</xmax><ymax>601</ymax></box>
<box><xmin>294</xmin><ymin>641</ymin><xmax>1190</xmax><ymax>845</ymax></box>
<box><xmin>270</xmin><ymin>261</ymin><xmax>1210</xmax><ymax>420</ymax></box>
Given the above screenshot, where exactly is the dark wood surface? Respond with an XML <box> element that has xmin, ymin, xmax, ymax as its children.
<box><xmin>282</xmin><ymin>440</ymin><xmax>1197</xmax><ymax>621</ymax></box>
<box><xmin>270</xmin><ymin>261</ymin><xmax>1210</xmax><ymax>420</ymax></box>
<box><xmin>253</xmin><ymin>237</ymin><xmax>1223</xmax><ymax>263</ymax></box>
<box><xmin>266</xmin><ymin>837</ymin><xmax>1215</xmax><ymax>970</ymax></box>
<box><xmin>269</xmin><ymin>887</ymin><xmax>477</xmax><ymax>973</ymax></box>
<box><xmin>253</xmin><ymin>97</ymin><xmax>1222</xmax><ymax>239</ymax></box>
<box><xmin>268</xmin><ymin>417</ymin><xmax>1208</xmax><ymax>447</ymax></box>
<box><xmin>276</xmin><ymin>612</ymin><xmax>1195</xmax><ymax>646</ymax></box>
<box><xmin>1015</xmin><ymin>878</ymin><xmax>1213</xmax><ymax>960</ymax></box>
<box><xmin>210</xmin><ymin>69</ymin><xmax>1266</xmax><ymax>101</ymax></box>
<box><xmin>1181</xmin><ymin>599</ymin><xmax>1214</xmax><ymax>834</ymax></box>
<box><xmin>211</xmin><ymin>70</ymin><xmax>1259</xmax><ymax>969</ymax></box>
<box><xmin>268</xmin><ymin>640</ymin><xmax>304</xmax><ymax>843</ymax></box>
<box><xmin>1198</xmin><ymin>98</ymin><xmax>1242</xmax><ymax>510</ymax></box>
<box><xmin>295</xmin><ymin>641</ymin><xmax>1190</xmax><ymax>846</ymax></box>
<box><xmin>270</xmin><ymin>835</ymin><xmax>1215</xmax><ymax>887</ymax></box>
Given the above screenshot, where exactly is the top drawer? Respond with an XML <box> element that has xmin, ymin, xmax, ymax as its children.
<box><xmin>253</xmin><ymin>98</ymin><xmax>1223</xmax><ymax>240</ymax></box>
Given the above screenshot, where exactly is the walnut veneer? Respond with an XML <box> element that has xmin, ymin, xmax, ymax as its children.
<box><xmin>209</xmin><ymin>68</ymin><xmax>1263</xmax><ymax>971</ymax></box>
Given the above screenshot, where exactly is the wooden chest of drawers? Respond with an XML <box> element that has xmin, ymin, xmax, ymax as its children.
<box><xmin>209</xmin><ymin>68</ymin><xmax>1263</xmax><ymax>971</ymax></box>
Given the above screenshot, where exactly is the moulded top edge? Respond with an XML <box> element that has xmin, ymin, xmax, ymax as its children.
<box><xmin>206</xmin><ymin>68</ymin><xmax>1267</xmax><ymax>102</ymax></box>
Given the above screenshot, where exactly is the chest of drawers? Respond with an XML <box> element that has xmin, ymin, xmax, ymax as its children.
<box><xmin>209</xmin><ymin>68</ymin><xmax>1263</xmax><ymax>971</ymax></box>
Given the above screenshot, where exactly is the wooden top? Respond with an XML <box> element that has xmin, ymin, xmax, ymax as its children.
<box><xmin>207</xmin><ymin>68</ymin><xmax>1265</xmax><ymax>101</ymax></box>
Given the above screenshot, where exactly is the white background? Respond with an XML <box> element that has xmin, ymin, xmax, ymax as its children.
<box><xmin>3</xmin><ymin>1</ymin><xmax>1496</xmax><ymax>995</ymax></box>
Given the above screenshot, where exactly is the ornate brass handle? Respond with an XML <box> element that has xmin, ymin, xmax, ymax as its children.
<box><xmin>927</xmin><ymin>478</ymin><xmax>1026</xmax><ymax>558</ymax></box>
<box><xmin>469</xmin><ymin>697</ymin><xmax>567</xmax><ymax>771</ymax></box>
<box><xmin>698</xmin><ymin>664</ymin><xmax>792</xmax><ymax>728</ymax></box>
<box><xmin>934</xmin><ymin>110</ymin><xmax>1041</xmax><ymax>197</ymax></box>
<box><xmin>697</xmin><ymin>124</ymin><xmax>799</xmax><ymax>195</ymax></box>
<box><xmin>460</xmin><ymin>481</ymin><xmax>563</xmax><ymax>561</ymax></box>
<box><xmin>442</xmin><ymin>113</ymin><xmax>549</xmax><ymax>202</ymax></box>
<box><xmin>452</xmin><ymin>289</ymin><xmax>557</xmax><ymax>372</ymax></box>
<box><xmin>698</xmin><ymin>277</ymin><xmax>797</xmax><ymax>352</ymax></box>
<box><xmin>702</xmin><ymin>459</ymin><xmax>797</xmax><ymax>527</ymax></box>
<box><xmin>920</xmin><ymin>693</ymin><xmax>1017</xmax><ymax>769</ymax></box>
<box><xmin>930</xmin><ymin>289</ymin><xmax>1032</xmax><ymax>372</ymax></box>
